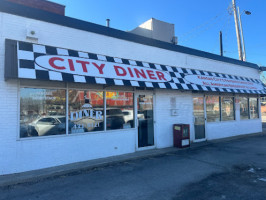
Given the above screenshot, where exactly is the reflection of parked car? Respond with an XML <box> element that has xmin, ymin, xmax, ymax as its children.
<box><xmin>20</xmin><ymin>123</ymin><xmax>28</xmax><ymax>138</ymax></box>
<box><xmin>122</xmin><ymin>110</ymin><xmax>134</xmax><ymax>123</ymax></box>
<box><xmin>27</xmin><ymin>116</ymin><xmax>70</xmax><ymax>137</ymax></box>
<box><xmin>106</xmin><ymin>108</ymin><xmax>125</xmax><ymax>130</ymax></box>
<box><xmin>123</xmin><ymin>110</ymin><xmax>144</xmax><ymax>128</ymax></box>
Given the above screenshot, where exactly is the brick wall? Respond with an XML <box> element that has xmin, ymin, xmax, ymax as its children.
<box><xmin>6</xmin><ymin>0</ymin><xmax>65</xmax><ymax>15</ymax></box>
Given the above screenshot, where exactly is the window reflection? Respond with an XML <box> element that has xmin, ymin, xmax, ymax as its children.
<box><xmin>221</xmin><ymin>97</ymin><xmax>235</xmax><ymax>121</ymax></box>
<box><xmin>240</xmin><ymin>97</ymin><xmax>249</xmax><ymax>120</ymax></box>
<box><xmin>20</xmin><ymin>88</ymin><xmax>66</xmax><ymax>138</ymax></box>
<box><xmin>206</xmin><ymin>96</ymin><xmax>220</xmax><ymax>122</ymax></box>
<box><xmin>68</xmin><ymin>90</ymin><xmax>104</xmax><ymax>133</ymax></box>
<box><xmin>249</xmin><ymin>98</ymin><xmax>259</xmax><ymax>119</ymax></box>
<box><xmin>106</xmin><ymin>92</ymin><xmax>134</xmax><ymax>130</ymax></box>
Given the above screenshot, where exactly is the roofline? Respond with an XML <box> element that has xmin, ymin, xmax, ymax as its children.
<box><xmin>0</xmin><ymin>0</ymin><xmax>259</xmax><ymax>70</ymax></box>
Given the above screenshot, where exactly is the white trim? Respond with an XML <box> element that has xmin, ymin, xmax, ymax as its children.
<box><xmin>104</xmin><ymin>90</ymin><xmax>106</xmax><ymax>131</ymax></box>
<box><xmin>66</xmin><ymin>83</ymin><xmax>69</xmax><ymax>135</ymax></box>
<box><xmin>193</xmin><ymin>138</ymin><xmax>206</xmax><ymax>143</ymax></box>
<box><xmin>17</xmin><ymin>79</ymin><xmax>21</xmax><ymax>141</ymax></box>
<box><xmin>136</xmin><ymin>145</ymin><xmax>156</xmax><ymax>151</ymax></box>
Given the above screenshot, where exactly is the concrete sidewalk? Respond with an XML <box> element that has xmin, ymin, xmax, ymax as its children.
<box><xmin>0</xmin><ymin>132</ymin><xmax>263</xmax><ymax>188</ymax></box>
<box><xmin>1</xmin><ymin>132</ymin><xmax>266</xmax><ymax>200</ymax></box>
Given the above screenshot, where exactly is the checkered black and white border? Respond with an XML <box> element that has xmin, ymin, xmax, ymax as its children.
<box><xmin>16</xmin><ymin>40</ymin><xmax>266</xmax><ymax>94</ymax></box>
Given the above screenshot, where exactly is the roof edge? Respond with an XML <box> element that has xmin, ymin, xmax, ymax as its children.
<box><xmin>0</xmin><ymin>0</ymin><xmax>259</xmax><ymax>70</ymax></box>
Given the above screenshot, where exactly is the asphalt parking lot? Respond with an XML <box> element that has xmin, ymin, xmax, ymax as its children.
<box><xmin>1</xmin><ymin>133</ymin><xmax>266</xmax><ymax>200</ymax></box>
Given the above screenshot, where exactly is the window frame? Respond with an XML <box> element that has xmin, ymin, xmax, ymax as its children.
<box><xmin>105</xmin><ymin>91</ymin><xmax>135</xmax><ymax>131</ymax></box>
<box><xmin>239</xmin><ymin>96</ymin><xmax>250</xmax><ymax>120</ymax></box>
<box><xmin>221</xmin><ymin>96</ymin><xmax>235</xmax><ymax>121</ymax></box>
<box><xmin>206</xmin><ymin>95</ymin><xmax>221</xmax><ymax>123</ymax></box>
<box><xmin>205</xmin><ymin>94</ymin><xmax>236</xmax><ymax>123</ymax></box>
<box><xmin>249</xmin><ymin>97</ymin><xmax>259</xmax><ymax>119</ymax></box>
<box><xmin>19</xmin><ymin>86</ymin><xmax>68</xmax><ymax>139</ymax></box>
<box><xmin>19</xmin><ymin>85</ymin><xmax>136</xmax><ymax>140</ymax></box>
<box><xmin>68</xmin><ymin>89</ymin><xmax>105</xmax><ymax>134</ymax></box>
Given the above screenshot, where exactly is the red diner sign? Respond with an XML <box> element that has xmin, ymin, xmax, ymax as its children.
<box><xmin>35</xmin><ymin>55</ymin><xmax>172</xmax><ymax>83</ymax></box>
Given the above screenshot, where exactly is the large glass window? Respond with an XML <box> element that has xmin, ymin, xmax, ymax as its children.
<box><xmin>206</xmin><ymin>96</ymin><xmax>220</xmax><ymax>122</ymax></box>
<box><xmin>20</xmin><ymin>88</ymin><xmax>66</xmax><ymax>138</ymax></box>
<box><xmin>221</xmin><ymin>97</ymin><xmax>235</xmax><ymax>121</ymax></box>
<box><xmin>240</xmin><ymin>97</ymin><xmax>249</xmax><ymax>120</ymax></box>
<box><xmin>249</xmin><ymin>98</ymin><xmax>259</xmax><ymax>119</ymax></box>
<box><xmin>68</xmin><ymin>90</ymin><xmax>104</xmax><ymax>133</ymax></box>
<box><xmin>106</xmin><ymin>92</ymin><xmax>134</xmax><ymax>130</ymax></box>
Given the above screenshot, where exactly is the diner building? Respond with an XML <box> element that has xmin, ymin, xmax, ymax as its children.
<box><xmin>0</xmin><ymin>0</ymin><xmax>265</xmax><ymax>175</ymax></box>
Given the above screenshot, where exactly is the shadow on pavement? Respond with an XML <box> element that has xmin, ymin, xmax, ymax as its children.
<box><xmin>174</xmin><ymin>165</ymin><xmax>266</xmax><ymax>200</ymax></box>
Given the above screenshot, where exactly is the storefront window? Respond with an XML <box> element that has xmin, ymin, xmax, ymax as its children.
<box><xmin>221</xmin><ymin>97</ymin><xmax>235</xmax><ymax>121</ymax></box>
<box><xmin>261</xmin><ymin>97</ymin><xmax>266</xmax><ymax>118</ymax></box>
<box><xmin>20</xmin><ymin>88</ymin><xmax>66</xmax><ymax>138</ymax></box>
<box><xmin>206</xmin><ymin>96</ymin><xmax>220</xmax><ymax>122</ymax></box>
<box><xmin>249</xmin><ymin>98</ymin><xmax>259</xmax><ymax>119</ymax></box>
<box><xmin>240</xmin><ymin>97</ymin><xmax>249</xmax><ymax>120</ymax></box>
<box><xmin>68</xmin><ymin>90</ymin><xmax>104</xmax><ymax>133</ymax></box>
<box><xmin>106</xmin><ymin>92</ymin><xmax>134</xmax><ymax>130</ymax></box>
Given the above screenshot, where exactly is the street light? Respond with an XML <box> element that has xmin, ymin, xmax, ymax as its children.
<box><xmin>244</xmin><ymin>10</ymin><xmax>251</xmax><ymax>15</ymax></box>
<box><xmin>238</xmin><ymin>8</ymin><xmax>251</xmax><ymax>61</ymax></box>
<box><xmin>232</xmin><ymin>0</ymin><xmax>251</xmax><ymax>61</ymax></box>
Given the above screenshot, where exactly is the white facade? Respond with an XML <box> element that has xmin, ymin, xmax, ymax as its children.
<box><xmin>0</xmin><ymin>12</ymin><xmax>262</xmax><ymax>176</ymax></box>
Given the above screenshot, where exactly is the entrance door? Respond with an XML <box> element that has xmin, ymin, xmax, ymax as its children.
<box><xmin>137</xmin><ymin>94</ymin><xmax>154</xmax><ymax>148</ymax></box>
<box><xmin>193</xmin><ymin>97</ymin><xmax>206</xmax><ymax>141</ymax></box>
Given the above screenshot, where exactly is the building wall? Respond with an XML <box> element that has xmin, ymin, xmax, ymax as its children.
<box><xmin>155</xmin><ymin>90</ymin><xmax>193</xmax><ymax>148</ymax></box>
<box><xmin>0</xmin><ymin>12</ymin><xmax>262</xmax><ymax>175</ymax></box>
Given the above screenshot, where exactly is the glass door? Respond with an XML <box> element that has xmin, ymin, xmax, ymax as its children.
<box><xmin>137</xmin><ymin>94</ymin><xmax>154</xmax><ymax>148</ymax></box>
<box><xmin>193</xmin><ymin>97</ymin><xmax>206</xmax><ymax>141</ymax></box>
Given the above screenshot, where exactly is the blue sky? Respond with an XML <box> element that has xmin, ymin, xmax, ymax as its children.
<box><xmin>49</xmin><ymin>0</ymin><xmax>266</xmax><ymax>67</ymax></box>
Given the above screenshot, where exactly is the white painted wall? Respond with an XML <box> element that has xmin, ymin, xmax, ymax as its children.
<box><xmin>154</xmin><ymin>90</ymin><xmax>194</xmax><ymax>148</ymax></box>
<box><xmin>0</xmin><ymin>12</ymin><xmax>262</xmax><ymax>175</ymax></box>
<box><xmin>206</xmin><ymin>119</ymin><xmax>262</xmax><ymax>140</ymax></box>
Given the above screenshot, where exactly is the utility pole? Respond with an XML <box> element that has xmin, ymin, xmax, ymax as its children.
<box><xmin>220</xmin><ymin>31</ymin><xmax>223</xmax><ymax>56</ymax></box>
<box><xmin>232</xmin><ymin>0</ymin><xmax>243</xmax><ymax>61</ymax></box>
<box><xmin>238</xmin><ymin>7</ymin><xmax>246</xmax><ymax>61</ymax></box>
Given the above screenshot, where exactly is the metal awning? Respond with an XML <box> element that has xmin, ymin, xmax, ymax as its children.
<box><xmin>5</xmin><ymin>39</ymin><xmax>266</xmax><ymax>94</ymax></box>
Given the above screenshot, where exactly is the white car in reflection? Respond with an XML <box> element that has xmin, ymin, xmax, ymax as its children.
<box><xmin>122</xmin><ymin>110</ymin><xmax>144</xmax><ymax>127</ymax></box>
<box><xmin>28</xmin><ymin>116</ymin><xmax>68</xmax><ymax>136</ymax></box>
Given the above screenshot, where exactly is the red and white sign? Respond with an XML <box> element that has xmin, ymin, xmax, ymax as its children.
<box><xmin>35</xmin><ymin>55</ymin><xmax>172</xmax><ymax>83</ymax></box>
<box><xmin>185</xmin><ymin>75</ymin><xmax>263</xmax><ymax>90</ymax></box>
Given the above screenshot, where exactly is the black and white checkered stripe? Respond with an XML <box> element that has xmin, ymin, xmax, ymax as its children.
<box><xmin>17</xmin><ymin>41</ymin><xmax>266</xmax><ymax>94</ymax></box>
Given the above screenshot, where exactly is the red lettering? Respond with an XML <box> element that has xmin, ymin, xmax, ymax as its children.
<box><xmin>134</xmin><ymin>68</ymin><xmax>147</xmax><ymax>79</ymax></box>
<box><xmin>114</xmin><ymin>65</ymin><xmax>127</xmax><ymax>76</ymax></box>
<box><xmin>127</xmin><ymin>67</ymin><xmax>134</xmax><ymax>77</ymax></box>
<box><xmin>156</xmin><ymin>71</ymin><xmax>167</xmax><ymax>81</ymax></box>
<box><xmin>76</xmin><ymin>60</ymin><xmax>89</xmax><ymax>73</ymax></box>
<box><xmin>147</xmin><ymin>70</ymin><xmax>157</xmax><ymax>80</ymax></box>
<box><xmin>49</xmin><ymin>57</ymin><xmax>65</xmax><ymax>70</ymax></box>
<box><xmin>68</xmin><ymin>59</ymin><xmax>75</xmax><ymax>71</ymax></box>
<box><xmin>92</xmin><ymin>63</ymin><xmax>105</xmax><ymax>74</ymax></box>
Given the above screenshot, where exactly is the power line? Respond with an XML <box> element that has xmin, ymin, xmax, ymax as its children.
<box><xmin>180</xmin><ymin>14</ymin><xmax>227</xmax><ymax>43</ymax></box>
<box><xmin>178</xmin><ymin>11</ymin><xmax>227</xmax><ymax>42</ymax></box>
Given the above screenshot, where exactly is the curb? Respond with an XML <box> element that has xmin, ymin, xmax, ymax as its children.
<box><xmin>0</xmin><ymin>132</ymin><xmax>264</xmax><ymax>187</ymax></box>
<box><xmin>0</xmin><ymin>147</ymin><xmax>180</xmax><ymax>188</ymax></box>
